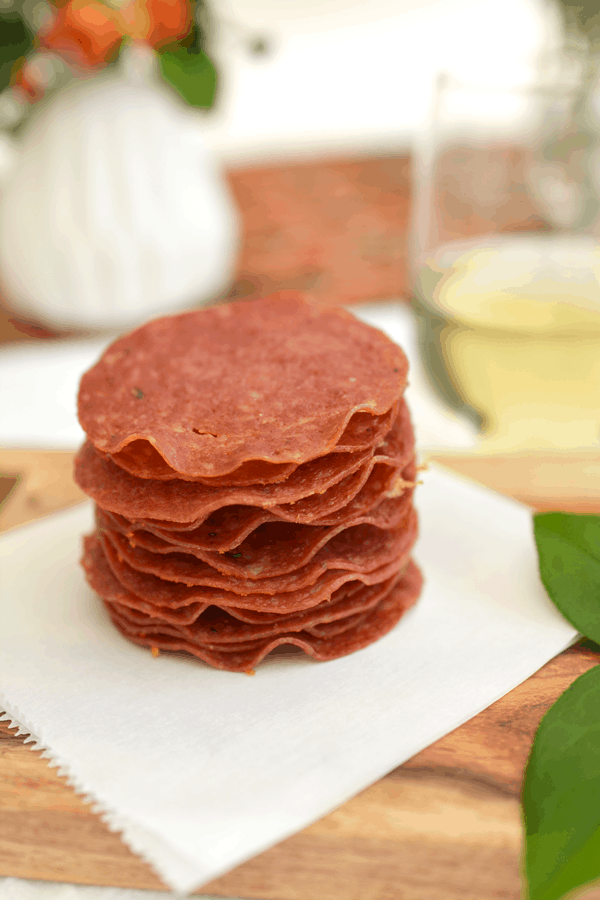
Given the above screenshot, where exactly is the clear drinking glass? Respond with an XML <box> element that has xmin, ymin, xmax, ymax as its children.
<box><xmin>410</xmin><ymin>57</ymin><xmax>600</xmax><ymax>452</ymax></box>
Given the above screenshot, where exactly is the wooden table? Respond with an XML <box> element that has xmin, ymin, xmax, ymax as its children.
<box><xmin>1</xmin><ymin>447</ymin><xmax>599</xmax><ymax>900</ymax></box>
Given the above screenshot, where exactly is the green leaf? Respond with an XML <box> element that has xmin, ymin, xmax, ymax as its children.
<box><xmin>158</xmin><ymin>47</ymin><xmax>216</xmax><ymax>108</ymax></box>
<box><xmin>0</xmin><ymin>15</ymin><xmax>34</xmax><ymax>93</ymax></box>
<box><xmin>523</xmin><ymin>666</ymin><xmax>600</xmax><ymax>900</ymax></box>
<box><xmin>534</xmin><ymin>513</ymin><xmax>600</xmax><ymax>643</ymax></box>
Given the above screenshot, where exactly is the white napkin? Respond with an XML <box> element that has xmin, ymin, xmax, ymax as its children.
<box><xmin>0</xmin><ymin>465</ymin><xmax>576</xmax><ymax>894</ymax></box>
<box><xmin>0</xmin><ymin>304</ymin><xmax>478</xmax><ymax>452</ymax></box>
<box><xmin>0</xmin><ymin>336</ymin><xmax>111</xmax><ymax>450</ymax></box>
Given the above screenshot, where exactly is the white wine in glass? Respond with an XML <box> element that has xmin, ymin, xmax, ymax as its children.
<box><xmin>410</xmin><ymin>71</ymin><xmax>600</xmax><ymax>451</ymax></box>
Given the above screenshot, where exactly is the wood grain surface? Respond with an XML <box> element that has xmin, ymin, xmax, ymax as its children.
<box><xmin>1</xmin><ymin>448</ymin><xmax>599</xmax><ymax>899</ymax></box>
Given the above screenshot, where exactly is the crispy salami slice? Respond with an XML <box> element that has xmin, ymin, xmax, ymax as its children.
<box><xmin>78</xmin><ymin>293</ymin><xmax>408</xmax><ymax>478</ymax></box>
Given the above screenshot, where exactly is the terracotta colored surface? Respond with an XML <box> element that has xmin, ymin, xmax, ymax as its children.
<box><xmin>1</xmin><ymin>447</ymin><xmax>599</xmax><ymax>899</ymax></box>
<box><xmin>225</xmin><ymin>156</ymin><xmax>413</xmax><ymax>306</ymax></box>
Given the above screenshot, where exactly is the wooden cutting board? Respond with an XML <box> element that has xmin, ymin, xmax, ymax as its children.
<box><xmin>1</xmin><ymin>447</ymin><xmax>599</xmax><ymax>900</ymax></box>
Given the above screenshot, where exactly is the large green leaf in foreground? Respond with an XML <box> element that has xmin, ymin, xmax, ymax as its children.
<box><xmin>523</xmin><ymin>665</ymin><xmax>600</xmax><ymax>900</ymax></box>
<box><xmin>534</xmin><ymin>513</ymin><xmax>600</xmax><ymax>643</ymax></box>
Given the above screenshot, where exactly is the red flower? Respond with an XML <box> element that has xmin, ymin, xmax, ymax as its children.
<box><xmin>121</xmin><ymin>0</ymin><xmax>192</xmax><ymax>50</ymax></box>
<box><xmin>40</xmin><ymin>0</ymin><xmax>124</xmax><ymax>68</ymax></box>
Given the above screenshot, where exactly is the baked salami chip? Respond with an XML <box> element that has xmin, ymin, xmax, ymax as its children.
<box><xmin>78</xmin><ymin>292</ymin><xmax>408</xmax><ymax>478</ymax></box>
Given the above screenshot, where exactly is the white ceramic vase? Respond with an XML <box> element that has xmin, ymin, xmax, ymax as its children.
<box><xmin>0</xmin><ymin>44</ymin><xmax>240</xmax><ymax>332</ymax></box>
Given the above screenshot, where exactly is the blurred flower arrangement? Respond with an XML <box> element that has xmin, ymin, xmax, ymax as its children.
<box><xmin>0</xmin><ymin>0</ymin><xmax>216</xmax><ymax>130</ymax></box>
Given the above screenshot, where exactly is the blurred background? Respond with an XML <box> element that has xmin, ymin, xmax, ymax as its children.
<box><xmin>1</xmin><ymin>0</ymin><xmax>600</xmax><ymax>480</ymax></box>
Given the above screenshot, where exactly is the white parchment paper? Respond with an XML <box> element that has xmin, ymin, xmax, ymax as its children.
<box><xmin>0</xmin><ymin>465</ymin><xmax>577</xmax><ymax>893</ymax></box>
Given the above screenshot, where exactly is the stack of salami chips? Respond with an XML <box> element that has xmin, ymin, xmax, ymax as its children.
<box><xmin>75</xmin><ymin>292</ymin><xmax>422</xmax><ymax>672</ymax></box>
